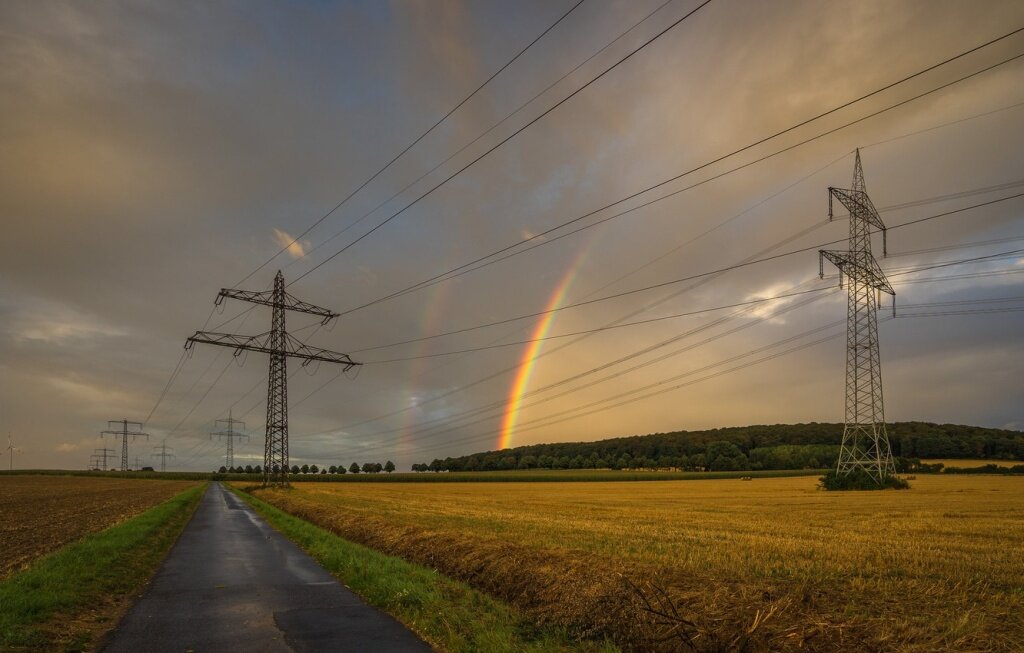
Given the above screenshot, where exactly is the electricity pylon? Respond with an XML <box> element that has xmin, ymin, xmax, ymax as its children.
<box><xmin>94</xmin><ymin>447</ymin><xmax>115</xmax><ymax>470</ymax></box>
<box><xmin>211</xmin><ymin>410</ymin><xmax>248</xmax><ymax>468</ymax></box>
<box><xmin>819</xmin><ymin>149</ymin><xmax>895</xmax><ymax>483</ymax></box>
<box><xmin>186</xmin><ymin>270</ymin><xmax>361</xmax><ymax>486</ymax></box>
<box><xmin>101</xmin><ymin>420</ymin><xmax>149</xmax><ymax>472</ymax></box>
<box><xmin>152</xmin><ymin>441</ymin><xmax>175</xmax><ymax>472</ymax></box>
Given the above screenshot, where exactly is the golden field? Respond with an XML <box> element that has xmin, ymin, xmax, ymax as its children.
<box><xmin>246</xmin><ymin>475</ymin><xmax>1024</xmax><ymax>652</ymax></box>
<box><xmin>923</xmin><ymin>458</ymin><xmax>1019</xmax><ymax>468</ymax></box>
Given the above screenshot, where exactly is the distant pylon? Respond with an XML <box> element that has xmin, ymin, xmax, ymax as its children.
<box><xmin>101</xmin><ymin>420</ymin><xmax>149</xmax><ymax>472</ymax></box>
<box><xmin>211</xmin><ymin>410</ymin><xmax>248</xmax><ymax>468</ymax></box>
<box><xmin>94</xmin><ymin>447</ymin><xmax>115</xmax><ymax>470</ymax></box>
<box><xmin>152</xmin><ymin>440</ymin><xmax>175</xmax><ymax>473</ymax></box>
<box><xmin>819</xmin><ymin>150</ymin><xmax>896</xmax><ymax>483</ymax></box>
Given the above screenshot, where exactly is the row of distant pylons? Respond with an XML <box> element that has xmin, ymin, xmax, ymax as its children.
<box><xmin>94</xmin><ymin>151</ymin><xmax>894</xmax><ymax>486</ymax></box>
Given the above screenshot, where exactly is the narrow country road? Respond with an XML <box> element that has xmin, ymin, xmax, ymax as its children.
<box><xmin>103</xmin><ymin>482</ymin><xmax>432</xmax><ymax>652</ymax></box>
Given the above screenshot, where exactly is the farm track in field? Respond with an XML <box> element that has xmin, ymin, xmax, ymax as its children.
<box><xmin>0</xmin><ymin>476</ymin><xmax>199</xmax><ymax>578</ymax></box>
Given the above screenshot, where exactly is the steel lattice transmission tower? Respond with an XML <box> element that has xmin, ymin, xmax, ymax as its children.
<box><xmin>101</xmin><ymin>420</ymin><xmax>149</xmax><ymax>472</ymax></box>
<box><xmin>211</xmin><ymin>410</ymin><xmax>248</xmax><ymax>468</ymax></box>
<box><xmin>152</xmin><ymin>441</ymin><xmax>175</xmax><ymax>473</ymax></box>
<box><xmin>93</xmin><ymin>447</ymin><xmax>114</xmax><ymax>471</ymax></box>
<box><xmin>186</xmin><ymin>270</ymin><xmax>361</xmax><ymax>486</ymax></box>
<box><xmin>819</xmin><ymin>150</ymin><xmax>896</xmax><ymax>483</ymax></box>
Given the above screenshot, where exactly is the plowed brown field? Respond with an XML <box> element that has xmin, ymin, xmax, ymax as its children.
<box><xmin>0</xmin><ymin>475</ymin><xmax>198</xmax><ymax>578</ymax></box>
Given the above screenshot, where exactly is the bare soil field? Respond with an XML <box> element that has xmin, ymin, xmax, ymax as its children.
<box><xmin>0</xmin><ymin>475</ymin><xmax>199</xmax><ymax>578</ymax></box>
<box><xmin>245</xmin><ymin>475</ymin><xmax>1024</xmax><ymax>652</ymax></box>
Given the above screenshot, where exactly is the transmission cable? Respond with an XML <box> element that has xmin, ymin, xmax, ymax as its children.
<box><xmin>288</xmin><ymin>0</ymin><xmax>717</xmax><ymax>286</ymax></box>
<box><xmin>323</xmin><ymin>27</ymin><xmax>1024</xmax><ymax>316</ymax></box>
<box><xmin>236</xmin><ymin>0</ymin><xmax>588</xmax><ymax>287</ymax></box>
<box><xmin>284</xmin><ymin>0</ymin><xmax>682</xmax><ymax>271</ymax></box>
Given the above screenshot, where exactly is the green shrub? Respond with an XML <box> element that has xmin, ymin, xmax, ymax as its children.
<box><xmin>819</xmin><ymin>468</ymin><xmax>910</xmax><ymax>490</ymax></box>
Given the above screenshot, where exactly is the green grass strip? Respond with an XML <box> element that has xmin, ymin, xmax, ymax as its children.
<box><xmin>232</xmin><ymin>487</ymin><xmax>617</xmax><ymax>653</ymax></box>
<box><xmin>0</xmin><ymin>484</ymin><xmax>205</xmax><ymax>651</ymax></box>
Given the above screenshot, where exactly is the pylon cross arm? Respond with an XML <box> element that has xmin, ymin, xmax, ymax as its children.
<box><xmin>186</xmin><ymin>330</ymin><xmax>360</xmax><ymax>368</ymax></box>
<box><xmin>819</xmin><ymin>250</ymin><xmax>895</xmax><ymax>296</ymax></box>
<box><xmin>217</xmin><ymin>288</ymin><xmax>338</xmax><ymax>323</ymax></box>
<box><xmin>829</xmin><ymin>187</ymin><xmax>887</xmax><ymax>232</ymax></box>
<box><xmin>283</xmin><ymin>333</ymin><xmax>361</xmax><ymax>368</ymax></box>
<box><xmin>186</xmin><ymin>330</ymin><xmax>272</xmax><ymax>353</ymax></box>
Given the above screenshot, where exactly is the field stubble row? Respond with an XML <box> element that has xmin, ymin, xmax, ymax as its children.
<box><xmin>244</xmin><ymin>475</ymin><xmax>1024</xmax><ymax>652</ymax></box>
<box><xmin>0</xmin><ymin>476</ymin><xmax>199</xmax><ymax>578</ymax></box>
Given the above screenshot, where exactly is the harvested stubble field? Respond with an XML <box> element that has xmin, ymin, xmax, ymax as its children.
<box><xmin>0</xmin><ymin>475</ymin><xmax>199</xmax><ymax>578</ymax></box>
<box><xmin>244</xmin><ymin>475</ymin><xmax>1024</xmax><ymax>652</ymax></box>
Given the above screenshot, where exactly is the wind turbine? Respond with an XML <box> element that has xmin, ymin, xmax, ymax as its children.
<box><xmin>6</xmin><ymin>434</ymin><xmax>22</xmax><ymax>471</ymax></box>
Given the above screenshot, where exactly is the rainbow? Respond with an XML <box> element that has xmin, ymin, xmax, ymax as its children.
<box><xmin>498</xmin><ymin>251</ymin><xmax>588</xmax><ymax>450</ymax></box>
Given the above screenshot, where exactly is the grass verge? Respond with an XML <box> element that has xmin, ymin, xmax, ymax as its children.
<box><xmin>0</xmin><ymin>483</ymin><xmax>205</xmax><ymax>652</ymax></box>
<box><xmin>232</xmin><ymin>486</ymin><xmax>616</xmax><ymax>653</ymax></box>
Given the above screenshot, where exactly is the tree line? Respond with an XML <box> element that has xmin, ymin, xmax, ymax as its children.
<box><xmin>216</xmin><ymin>461</ymin><xmax>396</xmax><ymax>474</ymax></box>
<box><xmin>411</xmin><ymin>422</ymin><xmax>1024</xmax><ymax>473</ymax></box>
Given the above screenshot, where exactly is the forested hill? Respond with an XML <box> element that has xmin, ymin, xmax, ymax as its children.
<box><xmin>414</xmin><ymin>422</ymin><xmax>1024</xmax><ymax>472</ymax></box>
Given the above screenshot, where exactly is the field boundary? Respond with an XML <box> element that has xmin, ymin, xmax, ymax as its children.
<box><xmin>0</xmin><ymin>467</ymin><xmax>830</xmax><ymax>483</ymax></box>
<box><xmin>230</xmin><ymin>485</ymin><xmax>616</xmax><ymax>653</ymax></box>
<box><xmin>0</xmin><ymin>483</ymin><xmax>205</xmax><ymax>652</ymax></box>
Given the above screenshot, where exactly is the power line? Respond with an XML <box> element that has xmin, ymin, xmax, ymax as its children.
<box><xmin>289</xmin><ymin>187</ymin><xmax>1024</xmax><ymax>443</ymax></box>
<box><xmin>362</xmin><ymin>288</ymin><xmax>832</xmax><ymax>364</ymax></box>
<box><xmin>237</xmin><ymin>0</ymin><xmax>589</xmax><ymax>287</ymax></box>
<box><xmin>350</xmin><ymin>192</ymin><xmax>1024</xmax><ymax>355</ymax></box>
<box><xmin>284</xmin><ymin>0</ymin><xmax>683</xmax><ymax>273</ymax></box>
<box><xmin>329</xmin><ymin>249</ymin><xmax>1024</xmax><ymax>456</ymax></box>
<box><xmin>289</xmin><ymin>0</ymin><xmax>717</xmax><ymax>286</ymax></box>
<box><xmin>322</xmin><ymin>28</ymin><xmax>1024</xmax><ymax>317</ymax></box>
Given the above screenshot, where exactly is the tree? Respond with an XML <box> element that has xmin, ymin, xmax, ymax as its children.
<box><xmin>244</xmin><ymin>464</ymin><xmax>254</xmax><ymax>474</ymax></box>
<box><xmin>349</xmin><ymin>462</ymin><xmax>360</xmax><ymax>474</ymax></box>
<box><xmin>361</xmin><ymin>462</ymin><xmax>374</xmax><ymax>473</ymax></box>
<box><xmin>384</xmin><ymin>460</ymin><xmax>395</xmax><ymax>473</ymax></box>
<box><xmin>218</xmin><ymin>466</ymin><xmax>227</xmax><ymax>474</ymax></box>
<box><xmin>301</xmin><ymin>464</ymin><xmax>310</xmax><ymax>474</ymax></box>
<box><xmin>291</xmin><ymin>465</ymin><xmax>301</xmax><ymax>474</ymax></box>
<box><xmin>337</xmin><ymin>465</ymin><xmax>346</xmax><ymax>474</ymax></box>
<box><xmin>310</xmin><ymin>464</ymin><xmax>318</xmax><ymax>474</ymax></box>
<box><xmin>254</xmin><ymin>465</ymin><xmax>262</xmax><ymax>474</ymax></box>
<box><xmin>328</xmin><ymin>465</ymin><xmax>337</xmax><ymax>474</ymax></box>
<box><xmin>374</xmin><ymin>462</ymin><xmax>383</xmax><ymax>473</ymax></box>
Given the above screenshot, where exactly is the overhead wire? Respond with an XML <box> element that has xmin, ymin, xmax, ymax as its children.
<box><xmin>236</xmin><ymin>0</ymin><xmax>589</xmax><ymax>287</ymax></box>
<box><xmin>284</xmin><ymin>0</ymin><xmax>683</xmax><ymax>272</ymax></box>
<box><xmin>323</xmin><ymin>27</ymin><xmax>1024</xmax><ymax>317</ymax></box>
<box><xmin>288</xmin><ymin>0</ymin><xmax>718</xmax><ymax>286</ymax></box>
<box><xmin>333</xmin><ymin>245</ymin><xmax>1024</xmax><ymax>457</ymax></box>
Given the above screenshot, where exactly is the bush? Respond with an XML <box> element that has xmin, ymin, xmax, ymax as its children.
<box><xmin>819</xmin><ymin>468</ymin><xmax>910</xmax><ymax>491</ymax></box>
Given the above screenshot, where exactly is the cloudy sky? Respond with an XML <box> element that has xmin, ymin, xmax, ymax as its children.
<box><xmin>2</xmin><ymin>0</ymin><xmax>1023</xmax><ymax>471</ymax></box>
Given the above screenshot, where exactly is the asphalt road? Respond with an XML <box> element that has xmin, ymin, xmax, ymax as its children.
<box><xmin>103</xmin><ymin>482</ymin><xmax>432</xmax><ymax>652</ymax></box>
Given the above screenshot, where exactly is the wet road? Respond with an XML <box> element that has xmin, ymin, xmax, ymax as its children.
<box><xmin>103</xmin><ymin>482</ymin><xmax>432</xmax><ymax>652</ymax></box>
